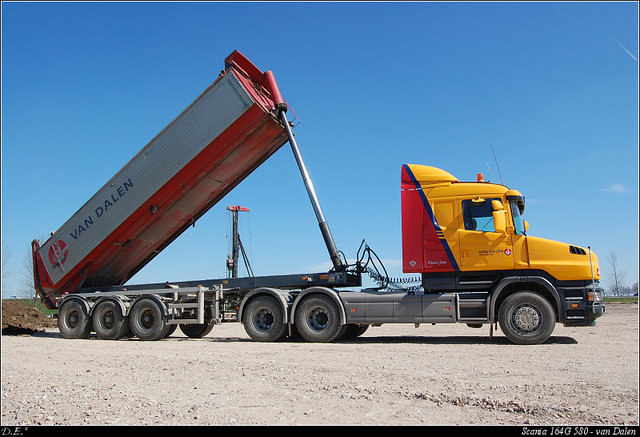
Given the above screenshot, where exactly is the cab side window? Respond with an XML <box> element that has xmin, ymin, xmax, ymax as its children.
<box><xmin>462</xmin><ymin>198</ymin><xmax>501</xmax><ymax>232</ymax></box>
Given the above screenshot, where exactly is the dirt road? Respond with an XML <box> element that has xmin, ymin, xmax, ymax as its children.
<box><xmin>1</xmin><ymin>302</ymin><xmax>637</xmax><ymax>426</ymax></box>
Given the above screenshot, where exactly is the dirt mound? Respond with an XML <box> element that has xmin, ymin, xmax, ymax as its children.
<box><xmin>2</xmin><ymin>300</ymin><xmax>57</xmax><ymax>335</ymax></box>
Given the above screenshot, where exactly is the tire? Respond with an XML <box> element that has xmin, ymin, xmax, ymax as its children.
<box><xmin>58</xmin><ymin>300</ymin><xmax>92</xmax><ymax>339</ymax></box>
<box><xmin>129</xmin><ymin>297</ymin><xmax>169</xmax><ymax>341</ymax></box>
<box><xmin>332</xmin><ymin>324</ymin><xmax>348</xmax><ymax>342</ymax></box>
<box><xmin>288</xmin><ymin>322</ymin><xmax>303</xmax><ymax>340</ymax></box>
<box><xmin>294</xmin><ymin>294</ymin><xmax>344</xmax><ymax>343</ymax></box>
<box><xmin>242</xmin><ymin>296</ymin><xmax>287</xmax><ymax>342</ymax></box>
<box><xmin>341</xmin><ymin>323</ymin><xmax>369</xmax><ymax>339</ymax></box>
<box><xmin>179</xmin><ymin>322</ymin><xmax>214</xmax><ymax>338</ymax></box>
<box><xmin>92</xmin><ymin>300</ymin><xmax>130</xmax><ymax>340</ymax></box>
<box><xmin>498</xmin><ymin>291</ymin><xmax>556</xmax><ymax>345</ymax></box>
<box><xmin>165</xmin><ymin>324</ymin><xmax>177</xmax><ymax>338</ymax></box>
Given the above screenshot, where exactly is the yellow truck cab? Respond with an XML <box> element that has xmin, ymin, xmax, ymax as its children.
<box><xmin>401</xmin><ymin>164</ymin><xmax>605</xmax><ymax>344</ymax></box>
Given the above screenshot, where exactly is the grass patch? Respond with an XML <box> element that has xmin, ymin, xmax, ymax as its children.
<box><xmin>13</xmin><ymin>298</ymin><xmax>58</xmax><ymax>316</ymax></box>
<box><xmin>603</xmin><ymin>296</ymin><xmax>638</xmax><ymax>303</ymax></box>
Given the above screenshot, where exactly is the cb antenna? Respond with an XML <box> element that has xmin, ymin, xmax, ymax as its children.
<box><xmin>490</xmin><ymin>144</ymin><xmax>504</xmax><ymax>185</ymax></box>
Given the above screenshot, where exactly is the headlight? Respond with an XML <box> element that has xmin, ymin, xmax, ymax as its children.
<box><xmin>588</xmin><ymin>291</ymin><xmax>602</xmax><ymax>303</ymax></box>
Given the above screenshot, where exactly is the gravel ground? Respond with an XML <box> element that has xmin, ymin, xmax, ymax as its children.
<box><xmin>1</xmin><ymin>302</ymin><xmax>637</xmax><ymax>426</ymax></box>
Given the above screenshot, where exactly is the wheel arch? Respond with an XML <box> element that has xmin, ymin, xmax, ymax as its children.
<box><xmin>290</xmin><ymin>286</ymin><xmax>347</xmax><ymax>326</ymax></box>
<box><xmin>489</xmin><ymin>276</ymin><xmax>562</xmax><ymax>323</ymax></box>
<box><xmin>57</xmin><ymin>295</ymin><xmax>93</xmax><ymax>339</ymax></box>
<box><xmin>59</xmin><ymin>295</ymin><xmax>92</xmax><ymax>315</ymax></box>
<box><xmin>88</xmin><ymin>296</ymin><xmax>129</xmax><ymax>318</ymax></box>
<box><xmin>130</xmin><ymin>294</ymin><xmax>169</xmax><ymax>316</ymax></box>
<box><xmin>237</xmin><ymin>288</ymin><xmax>292</xmax><ymax>325</ymax></box>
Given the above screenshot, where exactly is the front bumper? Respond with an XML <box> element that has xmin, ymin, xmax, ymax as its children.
<box><xmin>564</xmin><ymin>303</ymin><xmax>605</xmax><ymax>327</ymax></box>
<box><xmin>588</xmin><ymin>303</ymin><xmax>605</xmax><ymax>319</ymax></box>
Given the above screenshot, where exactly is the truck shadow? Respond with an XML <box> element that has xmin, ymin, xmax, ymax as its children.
<box><xmin>337</xmin><ymin>335</ymin><xmax>578</xmax><ymax>345</ymax></box>
<box><xmin>26</xmin><ymin>331</ymin><xmax>578</xmax><ymax>345</ymax></box>
<box><xmin>196</xmin><ymin>335</ymin><xmax>578</xmax><ymax>345</ymax></box>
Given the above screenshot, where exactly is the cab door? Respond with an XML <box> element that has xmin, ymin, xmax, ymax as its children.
<box><xmin>458</xmin><ymin>197</ymin><xmax>514</xmax><ymax>272</ymax></box>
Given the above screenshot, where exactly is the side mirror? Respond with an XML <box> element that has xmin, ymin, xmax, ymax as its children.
<box><xmin>492</xmin><ymin>200</ymin><xmax>506</xmax><ymax>234</ymax></box>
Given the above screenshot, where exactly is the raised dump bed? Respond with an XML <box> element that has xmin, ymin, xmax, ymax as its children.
<box><xmin>33</xmin><ymin>51</ymin><xmax>290</xmax><ymax>309</ymax></box>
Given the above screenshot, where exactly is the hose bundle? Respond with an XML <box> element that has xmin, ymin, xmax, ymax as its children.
<box><xmin>346</xmin><ymin>240</ymin><xmax>423</xmax><ymax>292</ymax></box>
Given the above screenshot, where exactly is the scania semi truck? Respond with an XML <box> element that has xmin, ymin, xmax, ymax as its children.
<box><xmin>32</xmin><ymin>50</ymin><xmax>604</xmax><ymax>345</ymax></box>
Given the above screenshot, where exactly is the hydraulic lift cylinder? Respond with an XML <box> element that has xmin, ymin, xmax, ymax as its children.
<box><xmin>279</xmin><ymin>110</ymin><xmax>344</xmax><ymax>271</ymax></box>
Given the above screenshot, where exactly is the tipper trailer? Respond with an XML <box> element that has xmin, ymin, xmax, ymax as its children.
<box><xmin>32</xmin><ymin>51</ymin><xmax>604</xmax><ymax>345</ymax></box>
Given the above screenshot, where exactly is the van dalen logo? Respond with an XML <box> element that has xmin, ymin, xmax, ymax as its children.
<box><xmin>48</xmin><ymin>240</ymin><xmax>69</xmax><ymax>270</ymax></box>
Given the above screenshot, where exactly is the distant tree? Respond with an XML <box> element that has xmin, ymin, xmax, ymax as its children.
<box><xmin>21</xmin><ymin>246</ymin><xmax>37</xmax><ymax>299</ymax></box>
<box><xmin>632</xmin><ymin>282</ymin><xmax>638</xmax><ymax>296</ymax></box>
<box><xmin>2</xmin><ymin>240</ymin><xmax>12</xmax><ymax>292</ymax></box>
<box><xmin>605</xmin><ymin>250</ymin><xmax>627</xmax><ymax>297</ymax></box>
<box><xmin>619</xmin><ymin>286</ymin><xmax>632</xmax><ymax>296</ymax></box>
<box><xmin>20</xmin><ymin>236</ymin><xmax>47</xmax><ymax>300</ymax></box>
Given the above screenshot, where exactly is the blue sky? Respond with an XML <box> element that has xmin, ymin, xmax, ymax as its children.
<box><xmin>2</xmin><ymin>1</ymin><xmax>638</xmax><ymax>298</ymax></box>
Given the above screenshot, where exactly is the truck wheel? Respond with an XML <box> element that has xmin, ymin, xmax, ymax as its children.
<box><xmin>129</xmin><ymin>298</ymin><xmax>169</xmax><ymax>341</ymax></box>
<box><xmin>92</xmin><ymin>300</ymin><xmax>130</xmax><ymax>340</ymax></box>
<box><xmin>58</xmin><ymin>300</ymin><xmax>92</xmax><ymax>339</ymax></box>
<box><xmin>295</xmin><ymin>294</ymin><xmax>344</xmax><ymax>342</ymax></box>
<box><xmin>341</xmin><ymin>324</ymin><xmax>369</xmax><ymax>339</ymax></box>
<box><xmin>179</xmin><ymin>322</ymin><xmax>214</xmax><ymax>338</ymax></box>
<box><xmin>242</xmin><ymin>296</ymin><xmax>287</xmax><ymax>342</ymax></box>
<box><xmin>498</xmin><ymin>291</ymin><xmax>556</xmax><ymax>345</ymax></box>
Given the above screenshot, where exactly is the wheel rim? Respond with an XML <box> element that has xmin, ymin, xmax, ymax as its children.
<box><xmin>99</xmin><ymin>310</ymin><xmax>115</xmax><ymax>329</ymax></box>
<box><xmin>307</xmin><ymin>306</ymin><xmax>330</xmax><ymax>331</ymax></box>
<box><xmin>254</xmin><ymin>308</ymin><xmax>275</xmax><ymax>332</ymax></box>
<box><xmin>512</xmin><ymin>304</ymin><xmax>541</xmax><ymax>332</ymax></box>
<box><xmin>67</xmin><ymin>310</ymin><xmax>79</xmax><ymax>328</ymax></box>
<box><xmin>140</xmin><ymin>309</ymin><xmax>155</xmax><ymax>329</ymax></box>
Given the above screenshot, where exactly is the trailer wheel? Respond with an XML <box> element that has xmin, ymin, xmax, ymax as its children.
<box><xmin>242</xmin><ymin>296</ymin><xmax>287</xmax><ymax>342</ymax></box>
<box><xmin>58</xmin><ymin>300</ymin><xmax>92</xmax><ymax>339</ymax></box>
<box><xmin>179</xmin><ymin>322</ymin><xmax>214</xmax><ymax>338</ymax></box>
<box><xmin>92</xmin><ymin>300</ymin><xmax>130</xmax><ymax>340</ymax></box>
<box><xmin>165</xmin><ymin>324</ymin><xmax>177</xmax><ymax>338</ymax></box>
<box><xmin>295</xmin><ymin>294</ymin><xmax>343</xmax><ymax>343</ymax></box>
<box><xmin>129</xmin><ymin>298</ymin><xmax>169</xmax><ymax>341</ymax></box>
<box><xmin>498</xmin><ymin>291</ymin><xmax>556</xmax><ymax>345</ymax></box>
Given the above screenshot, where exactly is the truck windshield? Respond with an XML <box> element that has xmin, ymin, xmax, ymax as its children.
<box><xmin>510</xmin><ymin>200</ymin><xmax>525</xmax><ymax>235</ymax></box>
